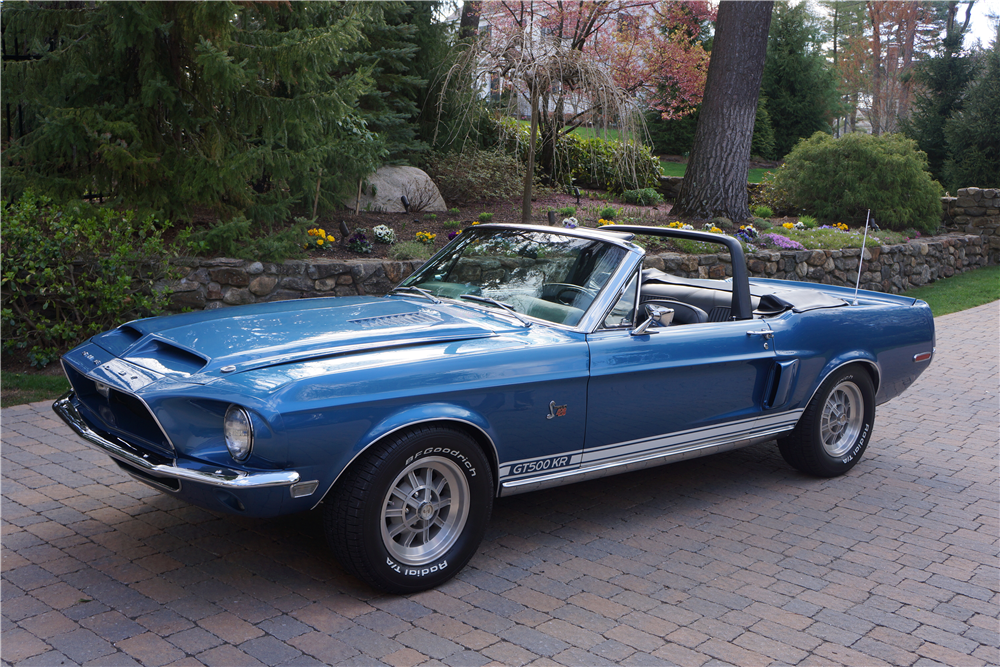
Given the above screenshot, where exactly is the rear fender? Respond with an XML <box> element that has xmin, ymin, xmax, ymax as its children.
<box><xmin>801</xmin><ymin>356</ymin><xmax>881</xmax><ymax>412</ymax></box>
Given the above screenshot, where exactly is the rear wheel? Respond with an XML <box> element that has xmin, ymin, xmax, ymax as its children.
<box><xmin>324</xmin><ymin>425</ymin><xmax>493</xmax><ymax>594</ymax></box>
<box><xmin>779</xmin><ymin>365</ymin><xmax>875</xmax><ymax>477</ymax></box>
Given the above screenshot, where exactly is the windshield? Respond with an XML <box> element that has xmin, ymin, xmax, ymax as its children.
<box><xmin>399</xmin><ymin>228</ymin><xmax>627</xmax><ymax>326</ymax></box>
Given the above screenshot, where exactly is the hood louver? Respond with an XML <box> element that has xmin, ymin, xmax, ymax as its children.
<box><xmin>348</xmin><ymin>310</ymin><xmax>443</xmax><ymax>330</ymax></box>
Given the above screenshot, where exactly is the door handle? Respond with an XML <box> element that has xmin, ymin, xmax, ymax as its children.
<box><xmin>746</xmin><ymin>329</ymin><xmax>774</xmax><ymax>339</ymax></box>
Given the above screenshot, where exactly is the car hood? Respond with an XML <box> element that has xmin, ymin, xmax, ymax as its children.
<box><xmin>89</xmin><ymin>296</ymin><xmax>505</xmax><ymax>378</ymax></box>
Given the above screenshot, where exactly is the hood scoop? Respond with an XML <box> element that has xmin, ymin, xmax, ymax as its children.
<box><xmin>124</xmin><ymin>339</ymin><xmax>209</xmax><ymax>376</ymax></box>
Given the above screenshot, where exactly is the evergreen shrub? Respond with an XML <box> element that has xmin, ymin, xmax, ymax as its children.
<box><xmin>1</xmin><ymin>2</ymin><xmax>386</xmax><ymax>223</ymax></box>
<box><xmin>1</xmin><ymin>192</ymin><xmax>177</xmax><ymax>367</ymax></box>
<box><xmin>621</xmin><ymin>189</ymin><xmax>664</xmax><ymax>206</ymax></box>
<box><xmin>181</xmin><ymin>218</ymin><xmax>306</xmax><ymax>262</ymax></box>
<box><xmin>770</xmin><ymin>132</ymin><xmax>943</xmax><ymax>232</ymax></box>
<box><xmin>751</xmin><ymin>171</ymin><xmax>797</xmax><ymax>216</ymax></box>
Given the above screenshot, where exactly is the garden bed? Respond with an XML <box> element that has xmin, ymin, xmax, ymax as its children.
<box><xmin>289</xmin><ymin>191</ymin><xmax>926</xmax><ymax>263</ymax></box>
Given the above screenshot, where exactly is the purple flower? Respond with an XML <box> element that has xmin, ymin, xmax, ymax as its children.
<box><xmin>757</xmin><ymin>233</ymin><xmax>805</xmax><ymax>250</ymax></box>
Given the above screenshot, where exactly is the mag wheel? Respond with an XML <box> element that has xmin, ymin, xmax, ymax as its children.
<box><xmin>779</xmin><ymin>365</ymin><xmax>875</xmax><ymax>478</ymax></box>
<box><xmin>324</xmin><ymin>425</ymin><xmax>493</xmax><ymax>594</ymax></box>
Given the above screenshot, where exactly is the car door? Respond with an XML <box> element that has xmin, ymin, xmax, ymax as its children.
<box><xmin>584</xmin><ymin>306</ymin><xmax>777</xmax><ymax>469</ymax></box>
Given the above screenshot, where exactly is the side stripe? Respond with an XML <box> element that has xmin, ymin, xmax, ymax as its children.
<box><xmin>497</xmin><ymin>409</ymin><xmax>804</xmax><ymax>485</ymax></box>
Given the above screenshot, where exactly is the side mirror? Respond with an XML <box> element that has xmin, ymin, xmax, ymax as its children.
<box><xmin>631</xmin><ymin>304</ymin><xmax>674</xmax><ymax>336</ymax></box>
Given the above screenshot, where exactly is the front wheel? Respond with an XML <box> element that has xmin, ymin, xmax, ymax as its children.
<box><xmin>779</xmin><ymin>365</ymin><xmax>875</xmax><ymax>477</ymax></box>
<box><xmin>324</xmin><ymin>426</ymin><xmax>493</xmax><ymax>594</ymax></box>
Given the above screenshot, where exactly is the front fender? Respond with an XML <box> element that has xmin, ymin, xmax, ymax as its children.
<box><xmin>363</xmin><ymin>402</ymin><xmax>499</xmax><ymax>472</ymax></box>
<box><xmin>311</xmin><ymin>402</ymin><xmax>501</xmax><ymax>508</ymax></box>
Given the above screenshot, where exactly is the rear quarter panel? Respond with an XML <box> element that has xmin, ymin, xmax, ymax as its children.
<box><xmin>761</xmin><ymin>284</ymin><xmax>934</xmax><ymax>410</ymax></box>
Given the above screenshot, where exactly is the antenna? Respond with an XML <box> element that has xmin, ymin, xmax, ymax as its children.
<box><xmin>853</xmin><ymin>209</ymin><xmax>871</xmax><ymax>306</ymax></box>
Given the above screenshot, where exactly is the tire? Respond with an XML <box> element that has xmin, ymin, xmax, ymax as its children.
<box><xmin>324</xmin><ymin>425</ymin><xmax>493</xmax><ymax>594</ymax></box>
<box><xmin>778</xmin><ymin>365</ymin><xmax>875</xmax><ymax>478</ymax></box>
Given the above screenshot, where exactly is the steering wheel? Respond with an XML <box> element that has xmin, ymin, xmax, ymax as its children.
<box><xmin>542</xmin><ymin>283</ymin><xmax>597</xmax><ymax>306</ymax></box>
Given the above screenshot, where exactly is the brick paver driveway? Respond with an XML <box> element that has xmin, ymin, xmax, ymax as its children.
<box><xmin>3</xmin><ymin>302</ymin><xmax>997</xmax><ymax>667</ymax></box>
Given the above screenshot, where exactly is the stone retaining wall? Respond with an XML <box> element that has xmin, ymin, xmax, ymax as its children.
<box><xmin>656</xmin><ymin>182</ymin><xmax>1000</xmax><ymax>267</ymax></box>
<box><xmin>167</xmin><ymin>258</ymin><xmax>425</xmax><ymax>310</ymax></box>
<box><xmin>167</xmin><ymin>232</ymin><xmax>992</xmax><ymax>312</ymax></box>
<box><xmin>647</xmin><ymin>233</ymin><xmax>989</xmax><ymax>293</ymax></box>
<box><xmin>941</xmin><ymin>187</ymin><xmax>1000</xmax><ymax>264</ymax></box>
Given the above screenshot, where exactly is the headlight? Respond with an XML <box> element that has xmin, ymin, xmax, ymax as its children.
<box><xmin>224</xmin><ymin>405</ymin><xmax>253</xmax><ymax>462</ymax></box>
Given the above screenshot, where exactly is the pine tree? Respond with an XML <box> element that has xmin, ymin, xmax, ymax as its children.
<box><xmin>2</xmin><ymin>1</ymin><xmax>386</xmax><ymax>223</ymax></box>
<box><xmin>942</xmin><ymin>41</ymin><xmax>1000</xmax><ymax>190</ymax></box>
<box><xmin>760</xmin><ymin>2</ymin><xmax>839</xmax><ymax>159</ymax></box>
<box><xmin>344</xmin><ymin>2</ymin><xmax>428</xmax><ymax>162</ymax></box>
<box><xmin>903</xmin><ymin>3</ymin><xmax>979</xmax><ymax>182</ymax></box>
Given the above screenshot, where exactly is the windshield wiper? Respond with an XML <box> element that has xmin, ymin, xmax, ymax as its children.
<box><xmin>389</xmin><ymin>286</ymin><xmax>441</xmax><ymax>304</ymax></box>
<box><xmin>459</xmin><ymin>294</ymin><xmax>532</xmax><ymax>327</ymax></box>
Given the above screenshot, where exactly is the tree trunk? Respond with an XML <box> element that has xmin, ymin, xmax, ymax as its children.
<box><xmin>867</xmin><ymin>1</ymin><xmax>884</xmax><ymax>135</ymax></box>
<box><xmin>521</xmin><ymin>83</ymin><xmax>540</xmax><ymax>225</ymax></box>
<box><xmin>459</xmin><ymin>1</ymin><xmax>482</xmax><ymax>41</ymax></box>
<box><xmin>673</xmin><ymin>1</ymin><xmax>773</xmax><ymax>221</ymax></box>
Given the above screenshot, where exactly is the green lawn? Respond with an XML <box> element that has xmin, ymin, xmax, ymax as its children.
<box><xmin>569</xmin><ymin>126</ymin><xmax>626</xmax><ymax>142</ymax></box>
<box><xmin>902</xmin><ymin>264</ymin><xmax>1000</xmax><ymax>317</ymax></box>
<box><xmin>660</xmin><ymin>161</ymin><xmax>686</xmax><ymax>178</ymax></box>
<box><xmin>660</xmin><ymin>160</ymin><xmax>773</xmax><ymax>184</ymax></box>
<box><xmin>0</xmin><ymin>372</ymin><xmax>70</xmax><ymax>408</ymax></box>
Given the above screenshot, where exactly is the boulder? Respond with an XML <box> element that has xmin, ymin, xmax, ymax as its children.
<box><xmin>346</xmin><ymin>166</ymin><xmax>447</xmax><ymax>213</ymax></box>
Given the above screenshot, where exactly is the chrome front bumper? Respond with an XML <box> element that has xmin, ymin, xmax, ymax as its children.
<box><xmin>53</xmin><ymin>393</ymin><xmax>300</xmax><ymax>490</ymax></box>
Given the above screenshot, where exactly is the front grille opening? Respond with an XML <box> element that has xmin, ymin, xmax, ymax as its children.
<box><xmin>64</xmin><ymin>364</ymin><xmax>99</xmax><ymax>399</ymax></box>
<box><xmin>112</xmin><ymin>389</ymin><xmax>156</xmax><ymax>421</ymax></box>
<box><xmin>65</xmin><ymin>366</ymin><xmax>173</xmax><ymax>456</ymax></box>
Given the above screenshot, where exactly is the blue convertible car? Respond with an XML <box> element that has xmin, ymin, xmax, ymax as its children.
<box><xmin>55</xmin><ymin>224</ymin><xmax>934</xmax><ymax>593</ymax></box>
